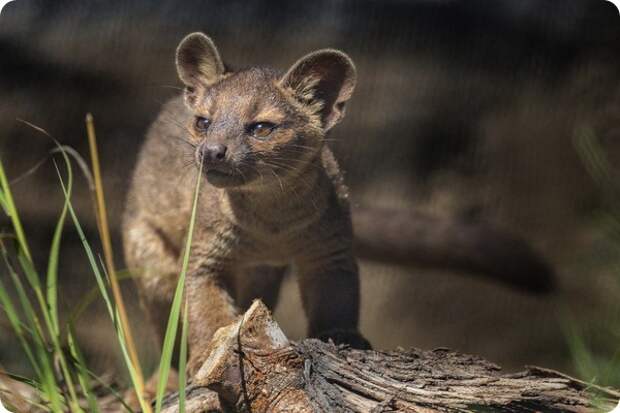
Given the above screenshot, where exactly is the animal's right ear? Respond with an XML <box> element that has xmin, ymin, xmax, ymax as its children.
<box><xmin>176</xmin><ymin>32</ymin><xmax>225</xmax><ymax>89</ymax></box>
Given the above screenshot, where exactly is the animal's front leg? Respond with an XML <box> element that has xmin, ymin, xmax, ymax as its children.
<box><xmin>185</xmin><ymin>256</ymin><xmax>239</xmax><ymax>375</ymax></box>
<box><xmin>296</xmin><ymin>250</ymin><xmax>371</xmax><ymax>350</ymax></box>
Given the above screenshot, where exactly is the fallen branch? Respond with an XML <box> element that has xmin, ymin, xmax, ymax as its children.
<box><xmin>160</xmin><ymin>301</ymin><xmax>619</xmax><ymax>413</ymax></box>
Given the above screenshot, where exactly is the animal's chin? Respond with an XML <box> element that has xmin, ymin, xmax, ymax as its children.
<box><xmin>203</xmin><ymin>168</ymin><xmax>245</xmax><ymax>188</ymax></box>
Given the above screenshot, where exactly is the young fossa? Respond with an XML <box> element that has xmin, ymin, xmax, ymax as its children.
<box><xmin>122</xmin><ymin>32</ymin><xmax>370</xmax><ymax>376</ymax></box>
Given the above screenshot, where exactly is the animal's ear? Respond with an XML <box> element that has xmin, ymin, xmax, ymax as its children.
<box><xmin>176</xmin><ymin>32</ymin><xmax>225</xmax><ymax>88</ymax></box>
<box><xmin>280</xmin><ymin>49</ymin><xmax>356</xmax><ymax>131</ymax></box>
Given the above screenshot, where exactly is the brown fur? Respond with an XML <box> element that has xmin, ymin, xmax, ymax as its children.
<box><xmin>122</xmin><ymin>32</ymin><xmax>368</xmax><ymax>373</ymax></box>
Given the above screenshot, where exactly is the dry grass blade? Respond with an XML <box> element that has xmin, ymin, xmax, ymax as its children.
<box><xmin>85</xmin><ymin>113</ymin><xmax>149</xmax><ymax>412</ymax></box>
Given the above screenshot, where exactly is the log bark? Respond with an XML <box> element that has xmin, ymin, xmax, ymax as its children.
<box><xmin>160</xmin><ymin>301</ymin><xmax>620</xmax><ymax>413</ymax></box>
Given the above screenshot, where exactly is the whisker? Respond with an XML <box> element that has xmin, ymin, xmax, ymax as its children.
<box><xmin>233</xmin><ymin>164</ymin><xmax>249</xmax><ymax>183</ymax></box>
<box><xmin>260</xmin><ymin>160</ymin><xmax>320</xmax><ymax>199</ymax></box>
<box><xmin>156</xmin><ymin>84</ymin><xmax>185</xmax><ymax>91</ymax></box>
<box><xmin>177</xmin><ymin>160</ymin><xmax>198</xmax><ymax>184</ymax></box>
<box><xmin>151</xmin><ymin>99</ymin><xmax>199</xmax><ymax>141</ymax></box>
<box><xmin>157</xmin><ymin>117</ymin><xmax>195</xmax><ymax>138</ymax></box>
<box><xmin>237</xmin><ymin>160</ymin><xmax>266</xmax><ymax>185</ymax></box>
<box><xmin>269</xmin><ymin>168</ymin><xmax>285</xmax><ymax>195</ymax></box>
<box><xmin>248</xmin><ymin>152</ymin><xmax>324</xmax><ymax>172</ymax></box>
<box><xmin>260</xmin><ymin>158</ymin><xmax>323</xmax><ymax>175</ymax></box>
<box><xmin>237</xmin><ymin>158</ymin><xmax>320</xmax><ymax>212</ymax></box>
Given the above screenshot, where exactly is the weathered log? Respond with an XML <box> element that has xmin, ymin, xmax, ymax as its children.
<box><xmin>160</xmin><ymin>301</ymin><xmax>620</xmax><ymax>413</ymax></box>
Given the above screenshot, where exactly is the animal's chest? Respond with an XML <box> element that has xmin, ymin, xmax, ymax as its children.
<box><xmin>235</xmin><ymin>229</ymin><xmax>304</xmax><ymax>266</ymax></box>
<box><xmin>201</xmin><ymin>195</ymin><xmax>326</xmax><ymax>266</ymax></box>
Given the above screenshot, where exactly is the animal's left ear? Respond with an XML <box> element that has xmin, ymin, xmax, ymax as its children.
<box><xmin>280</xmin><ymin>49</ymin><xmax>356</xmax><ymax>131</ymax></box>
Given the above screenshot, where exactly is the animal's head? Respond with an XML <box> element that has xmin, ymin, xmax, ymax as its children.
<box><xmin>175</xmin><ymin>32</ymin><xmax>356</xmax><ymax>188</ymax></box>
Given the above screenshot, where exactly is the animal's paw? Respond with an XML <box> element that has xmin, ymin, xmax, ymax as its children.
<box><xmin>315</xmin><ymin>329</ymin><xmax>372</xmax><ymax>350</ymax></box>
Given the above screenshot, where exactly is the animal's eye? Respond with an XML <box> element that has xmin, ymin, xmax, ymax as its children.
<box><xmin>248</xmin><ymin>122</ymin><xmax>277</xmax><ymax>139</ymax></box>
<box><xmin>194</xmin><ymin>116</ymin><xmax>211</xmax><ymax>132</ymax></box>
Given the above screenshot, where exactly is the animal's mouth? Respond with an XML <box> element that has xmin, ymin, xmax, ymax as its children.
<box><xmin>202</xmin><ymin>164</ymin><xmax>245</xmax><ymax>187</ymax></box>
<box><xmin>205</xmin><ymin>169</ymin><xmax>234</xmax><ymax>178</ymax></box>
<box><xmin>202</xmin><ymin>161</ymin><xmax>233</xmax><ymax>175</ymax></box>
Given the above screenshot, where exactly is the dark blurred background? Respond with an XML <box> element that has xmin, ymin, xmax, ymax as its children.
<box><xmin>1</xmin><ymin>0</ymin><xmax>620</xmax><ymax>380</ymax></box>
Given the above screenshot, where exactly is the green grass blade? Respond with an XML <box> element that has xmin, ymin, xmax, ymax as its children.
<box><xmin>0</xmin><ymin>276</ymin><xmax>41</xmax><ymax>377</ymax></box>
<box><xmin>0</xmin><ymin>158</ymin><xmax>54</xmax><ymax>386</ymax></box>
<box><xmin>155</xmin><ymin>161</ymin><xmax>203</xmax><ymax>413</ymax></box>
<box><xmin>67</xmin><ymin>325</ymin><xmax>100</xmax><ymax>413</ymax></box>
<box><xmin>14</xmin><ymin>247</ymin><xmax>81</xmax><ymax>410</ymax></box>
<box><xmin>68</xmin><ymin>269</ymin><xmax>133</xmax><ymax>325</ymax></box>
<box><xmin>0</xmin><ymin>191</ymin><xmax>7</xmax><ymax>214</ymax></box>
<box><xmin>97</xmin><ymin>258</ymin><xmax>149</xmax><ymax>413</ymax></box>
<box><xmin>1</xmin><ymin>243</ymin><xmax>48</xmax><ymax>360</ymax></box>
<box><xmin>1</xmin><ymin>154</ymin><xmax>82</xmax><ymax>410</ymax></box>
<box><xmin>1</xmin><ymin>241</ymin><xmax>63</xmax><ymax>412</ymax></box>
<box><xmin>3</xmin><ymin>372</ymin><xmax>41</xmax><ymax>390</ymax></box>
<box><xmin>114</xmin><ymin>307</ymin><xmax>149</xmax><ymax>410</ymax></box>
<box><xmin>178</xmin><ymin>300</ymin><xmax>189</xmax><ymax>413</ymax></box>
<box><xmin>30</xmin><ymin>158</ymin><xmax>83</xmax><ymax>412</ymax></box>
<box><xmin>83</xmin><ymin>369</ymin><xmax>135</xmax><ymax>413</ymax></box>
<box><xmin>16</xmin><ymin>247</ymin><xmax>42</xmax><ymax>291</ymax></box>
<box><xmin>0</xmin><ymin>156</ymin><xmax>33</xmax><ymax>263</ymax></box>
<box><xmin>46</xmin><ymin>163</ymin><xmax>72</xmax><ymax>336</ymax></box>
<box><xmin>54</xmin><ymin>157</ymin><xmax>150</xmax><ymax>413</ymax></box>
<box><xmin>48</xmin><ymin>223</ymin><xmax>86</xmax><ymax>410</ymax></box>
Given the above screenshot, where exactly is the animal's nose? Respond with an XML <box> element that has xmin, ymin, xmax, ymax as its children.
<box><xmin>201</xmin><ymin>143</ymin><xmax>227</xmax><ymax>162</ymax></box>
